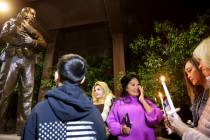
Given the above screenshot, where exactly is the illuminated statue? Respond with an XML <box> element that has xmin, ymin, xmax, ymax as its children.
<box><xmin>0</xmin><ymin>7</ymin><xmax>47</xmax><ymax>134</ymax></box>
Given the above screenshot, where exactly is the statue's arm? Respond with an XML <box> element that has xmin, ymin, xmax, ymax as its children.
<box><xmin>0</xmin><ymin>19</ymin><xmax>26</xmax><ymax>46</ymax></box>
<box><xmin>22</xmin><ymin>23</ymin><xmax>47</xmax><ymax>49</ymax></box>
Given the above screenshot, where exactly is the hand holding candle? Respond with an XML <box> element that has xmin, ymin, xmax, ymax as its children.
<box><xmin>159</xmin><ymin>91</ymin><xmax>173</xmax><ymax>134</ymax></box>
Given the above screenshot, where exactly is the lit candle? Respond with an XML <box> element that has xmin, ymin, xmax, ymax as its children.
<box><xmin>160</xmin><ymin>76</ymin><xmax>176</xmax><ymax>114</ymax></box>
<box><xmin>158</xmin><ymin>92</ymin><xmax>166</xmax><ymax>115</ymax></box>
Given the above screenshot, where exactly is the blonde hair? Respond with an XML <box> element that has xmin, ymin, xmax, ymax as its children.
<box><xmin>92</xmin><ymin>81</ymin><xmax>114</xmax><ymax>105</ymax></box>
<box><xmin>193</xmin><ymin>37</ymin><xmax>210</xmax><ymax>68</ymax></box>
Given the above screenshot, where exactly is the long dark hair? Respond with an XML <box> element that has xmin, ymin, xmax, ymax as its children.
<box><xmin>120</xmin><ymin>73</ymin><xmax>140</xmax><ymax>97</ymax></box>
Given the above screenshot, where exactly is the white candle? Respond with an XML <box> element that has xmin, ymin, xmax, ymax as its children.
<box><xmin>160</xmin><ymin>76</ymin><xmax>176</xmax><ymax>113</ymax></box>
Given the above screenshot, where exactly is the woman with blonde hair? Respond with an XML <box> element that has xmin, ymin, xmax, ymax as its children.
<box><xmin>168</xmin><ymin>37</ymin><xmax>210</xmax><ymax>140</ymax></box>
<box><xmin>193</xmin><ymin>37</ymin><xmax>210</xmax><ymax>78</ymax></box>
<box><xmin>92</xmin><ymin>81</ymin><xmax>115</xmax><ymax>121</ymax></box>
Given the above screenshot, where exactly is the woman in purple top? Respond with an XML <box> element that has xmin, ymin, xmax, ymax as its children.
<box><xmin>107</xmin><ymin>73</ymin><xmax>163</xmax><ymax>140</ymax></box>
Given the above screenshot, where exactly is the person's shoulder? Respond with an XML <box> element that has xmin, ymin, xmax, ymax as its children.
<box><xmin>31</xmin><ymin>100</ymin><xmax>49</xmax><ymax>113</ymax></box>
<box><xmin>9</xmin><ymin>18</ymin><xmax>15</xmax><ymax>22</ymax></box>
<box><xmin>110</xmin><ymin>97</ymin><xmax>124</xmax><ymax>107</ymax></box>
<box><xmin>105</xmin><ymin>94</ymin><xmax>115</xmax><ymax>100</ymax></box>
<box><xmin>1</xmin><ymin>18</ymin><xmax>15</xmax><ymax>30</ymax></box>
<box><xmin>3</xmin><ymin>18</ymin><xmax>15</xmax><ymax>25</ymax></box>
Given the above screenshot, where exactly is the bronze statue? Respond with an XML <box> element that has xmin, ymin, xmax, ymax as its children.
<box><xmin>0</xmin><ymin>7</ymin><xmax>47</xmax><ymax>134</ymax></box>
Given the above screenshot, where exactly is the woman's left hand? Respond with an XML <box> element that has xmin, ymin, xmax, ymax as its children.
<box><xmin>138</xmin><ymin>86</ymin><xmax>145</xmax><ymax>102</ymax></box>
<box><xmin>168</xmin><ymin>115</ymin><xmax>190</xmax><ymax>136</ymax></box>
<box><xmin>138</xmin><ymin>86</ymin><xmax>153</xmax><ymax>112</ymax></box>
<box><xmin>122</xmin><ymin>125</ymin><xmax>131</xmax><ymax>135</ymax></box>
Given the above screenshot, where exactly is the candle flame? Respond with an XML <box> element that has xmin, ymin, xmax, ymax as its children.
<box><xmin>160</xmin><ymin>76</ymin><xmax>165</xmax><ymax>82</ymax></box>
<box><xmin>158</xmin><ymin>92</ymin><xmax>162</xmax><ymax>98</ymax></box>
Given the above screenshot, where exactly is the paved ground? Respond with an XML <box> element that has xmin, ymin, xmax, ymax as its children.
<box><xmin>0</xmin><ymin>134</ymin><xmax>20</xmax><ymax>140</ymax></box>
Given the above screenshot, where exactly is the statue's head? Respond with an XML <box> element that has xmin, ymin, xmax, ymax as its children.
<box><xmin>17</xmin><ymin>7</ymin><xmax>36</xmax><ymax>24</ymax></box>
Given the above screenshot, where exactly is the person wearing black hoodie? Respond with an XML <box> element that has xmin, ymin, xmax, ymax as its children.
<box><xmin>21</xmin><ymin>54</ymin><xmax>106</xmax><ymax>140</ymax></box>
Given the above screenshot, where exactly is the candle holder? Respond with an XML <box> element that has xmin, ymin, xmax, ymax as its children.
<box><xmin>159</xmin><ymin>92</ymin><xmax>173</xmax><ymax>134</ymax></box>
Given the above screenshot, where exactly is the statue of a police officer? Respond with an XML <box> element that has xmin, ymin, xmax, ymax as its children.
<box><xmin>0</xmin><ymin>7</ymin><xmax>47</xmax><ymax>134</ymax></box>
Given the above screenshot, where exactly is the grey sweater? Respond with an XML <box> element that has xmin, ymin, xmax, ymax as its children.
<box><xmin>183</xmin><ymin>89</ymin><xmax>210</xmax><ymax>140</ymax></box>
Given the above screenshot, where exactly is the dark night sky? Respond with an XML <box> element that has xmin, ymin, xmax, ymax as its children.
<box><xmin>0</xmin><ymin>0</ymin><xmax>209</xmax><ymax>42</ymax></box>
<box><xmin>121</xmin><ymin>0</ymin><xmax>210</xmax><ymax>68</ymax></box>
<box><xmin>121</xmin><ymin>0</ymin><xmax>210</xmax><ymax>42</ymax></box>
<box><xmin>0</xmin><ymin>0</ymin><xmax>209</xmax><ymax>31</ymax></box>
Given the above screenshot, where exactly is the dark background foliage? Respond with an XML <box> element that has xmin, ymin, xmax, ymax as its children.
<box><xmin>128</xmin><ymin>13</ymin><xmax>210</xmax><ymax>107</ymax></box>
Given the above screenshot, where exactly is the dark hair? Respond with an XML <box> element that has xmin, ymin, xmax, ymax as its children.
<box><xmin>57</xmin><ymin>54</ymin><xmax>87</xmax><ymax>84</ymax></box>
<box><xmin>120</xmin><ymin>73</ymin><xmax>140</xmax><ymax>97</ymax></box>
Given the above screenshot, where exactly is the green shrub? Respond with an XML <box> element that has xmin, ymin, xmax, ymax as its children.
<box><xmin>83</xmin><ymin>55</ymin><xmax>113</xmax><ymax>96</ymax></box>
<box><xmin>129</xmin><ymin>15</ymin><xmax>210</xmax><ymax>106</ymax></box>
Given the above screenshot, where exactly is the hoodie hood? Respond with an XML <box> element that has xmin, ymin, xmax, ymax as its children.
<box><xmin>45</xmin><ymin>81</ymin><xmax>94</xmax><ymax>121</ymax></box>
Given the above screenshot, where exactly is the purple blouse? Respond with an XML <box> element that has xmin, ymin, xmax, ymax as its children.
<box><xmin>106</xmin><ymin>96</ymin><xmax>163</xmax><ymax>140</ymax></box>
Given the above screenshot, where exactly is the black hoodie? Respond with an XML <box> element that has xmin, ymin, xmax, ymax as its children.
<box><xmin>21</xmin><ymin>82</ymin><xmax>106</xmax><ymax>140</ymax></box>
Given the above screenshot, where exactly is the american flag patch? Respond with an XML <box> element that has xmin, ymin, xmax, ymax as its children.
<box><xmin>38</xmin><ymin>121</ymin><xmax>97</xmax><ymax>140</ymax></box>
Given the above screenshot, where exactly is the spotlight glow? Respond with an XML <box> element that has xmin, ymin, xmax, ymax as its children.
<box><xmin>0</xmin><ymin>1</ymin><xmax>9</xmax><ymax>12</ymax></box>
